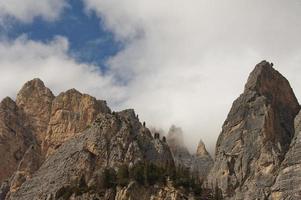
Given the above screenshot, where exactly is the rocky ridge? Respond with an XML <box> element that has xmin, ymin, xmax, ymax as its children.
<box><xmin>7</xmin><ymin>110</ymin><xmax>175</xmax><ymax>199</ymax></box>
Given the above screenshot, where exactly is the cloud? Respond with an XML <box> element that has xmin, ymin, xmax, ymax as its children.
<box><xmin>83</xmin><ymin>0</ymin><xmax>301</xmax><ymax>152</ymax></box>
<box><xmin>0</xmin><ymin>0</ymin><xmax>301</xmax><ymax>154</ymax></box>
<box><xmin>0</xmin><ymin>35</ymin><xmax>125</xmax><ymax>106</ymax></box>
<box><xmin>0</xmin><ymin>0</ymin><xmax>67</xmax><ymax>23</ymax></box>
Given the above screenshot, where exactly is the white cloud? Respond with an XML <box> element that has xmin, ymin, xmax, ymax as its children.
<box><xmin>0</xmin><ymin>36</ymin><xmax>125</xmax><ymax>107</ymax></box>
<box><xmin>83</xmin><ymin>0</ymin><xmax>301</xmax><ymax>152</ymax></box>
<box><xmin>0</xmin><ymin>0</ymin><xmax>301</xmax><ymax>154</ymax></box>
<box><xmin>0</xmin><ymin>0</ymin><xmax>67</xmax><ymax>23</ymax></box>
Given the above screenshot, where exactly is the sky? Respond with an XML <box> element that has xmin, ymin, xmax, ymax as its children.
<box><xmin>0</xmin><ymin>0</ymin><xmax>301</xmax><ymax>153</ymax></box>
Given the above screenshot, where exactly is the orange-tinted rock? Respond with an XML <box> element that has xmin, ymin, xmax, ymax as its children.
<box><xmin>43</xmin><ymin>89</ymin><xmax>111</xmax><ymax>156</ymax></box>
<box><xmin>0</xmin><ymin>97</ymin><xmax>32</xmax><ymax>184</ymax></box>
<box><xmin>16</xmin><ymin>78</ymin><xmax>54</xmax><ymax>145</ymax></box>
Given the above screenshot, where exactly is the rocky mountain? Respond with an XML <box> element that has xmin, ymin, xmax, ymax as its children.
<box><xmin>1</xmin><ymin>79</ymin><xmax>206</xmax><ymax>200</ymax></box>
<box><xmin>6</xmin><ymin>110</ymin><xmax>175</xmax><ymax>199</ymax></box>
<box><xmin>166</xmin><ymin>125</ymin><xmax>213</xmax><ymax>183</ymax></box>
<box><xmin>208</xmin><ymin>61</ymin><xmax>300</xmax><ymax>199</ymax></box>
<box><xmin>2</xmin><ymin>60</ymin><xmax>301</xmax><ymax>199</ymax></box>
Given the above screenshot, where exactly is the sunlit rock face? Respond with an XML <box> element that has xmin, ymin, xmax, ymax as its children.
<box><xmin>43</xmin><ymin>88</ymin><xmax>111</xmax><ymax>157</ymax></box>
<box><xmin>208</xmin><ymin>61</ymin><xmax>300</xmax><ymax>199</ymax></box>
<box><xmin>8</xmin><ymin>110</ymin><xmax>175</xmax><ymax>200</ymax></box>
<box><xmin>0</xmin><ymin>79</ymin><xmax>112</xmax><ymax>197</ymax></box>
<box><xmin>16</xmin><ymin>78</ymin><xmax>55</xmax><ymax>146</ymax></box>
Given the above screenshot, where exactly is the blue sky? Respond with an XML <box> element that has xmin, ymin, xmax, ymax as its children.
<box><xmin>1</xmin><ymin>0</ymin><xmax>122</xmax><ymax>71</ymax></box>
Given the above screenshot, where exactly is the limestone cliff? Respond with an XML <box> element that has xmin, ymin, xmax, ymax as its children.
<box><xmin>208</xmin><ymin>61</ymin><xmax>300</xmax><ymax>199</ymax></box>
<box><xmin>43</xmin><ymin>88</ymin><xmax>111</xmax><ymax>156</ymax></box>
<box><xmin>7</xmin><ymin>110</ymin><xmax>175</xmax><ymax>200</ymax></box>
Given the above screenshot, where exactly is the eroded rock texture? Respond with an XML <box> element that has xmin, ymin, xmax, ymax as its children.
<box><xmin>0</xmin><ymin>79</ymin><xmax>112</xmax><ymax>197</ymax></box>
<box><xmin>208</xmin><ymin>61</ymin><xmax>300</xmax><ymax>199</ymax></box>
<box><xmin>270</xmin><ymin>110</ymin><xmax>301</xmax><ymax>199</ymax></box>
<box><xmin>43</xmin><ymin>88</ymin><xmax>111</xmax><ymax>156</ymax></box>
<box><xmin>0</xmin><ymin>97</ymin><xmax>33</xmax><ymax>184</ymax></box>
<box><xmin>8</xmin><ymin>110</ymin><xmax>174</xmax><ymax>200</ymax></box>
<box><xmin>16</xmin><ymin>78</ymin><xmax>55</xmax><ymax>146</ymax></box>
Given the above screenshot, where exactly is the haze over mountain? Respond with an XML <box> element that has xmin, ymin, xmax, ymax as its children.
<box><xmin>1</xmin><ymin>1</ymin><xmax>301</xmax><ymax>152</ymax></box>
<box><xmin>1</xmin><ymin>61</ymin><xmax>301</xmax><ymax>199</ymax></box>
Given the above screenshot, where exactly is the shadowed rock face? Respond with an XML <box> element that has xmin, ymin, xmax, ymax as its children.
<box><xmin>208</xmin><ymin>61</ymin><xmax>300</xmax><ymax>199</ymax></box>
<box><xmin>271</xmin><ymin>110</ymin><xmax>301</xmax><ymax>200</ymax></box>
<box><xmin>0</xmin><ymin>97</ymin><xmax>33</xmax><ymax>184</ymax></box>
<box><xmin>166</xmin><ymin>125</ymin><xmax>192</xmax><ymax>168</ymax></box>
<box><xmin>166</xmin><ymin>126</ymin><xmax>213</xmax><ymax>182</ymax></box>
<box><xmin>8</xmin><ymin>110</ymin><xmax>175</xmax><ymax>200</ymax></box>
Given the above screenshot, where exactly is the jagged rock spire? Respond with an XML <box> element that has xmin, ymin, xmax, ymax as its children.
<box><xmin>196</xmin><ymin>139</ymin><xmax>210</xmax><ymax>157</ymax></box>
<box><xmin>208</xmin><ymin>61</ymin><xmax>300</xmax><ymax>199</ymax></box>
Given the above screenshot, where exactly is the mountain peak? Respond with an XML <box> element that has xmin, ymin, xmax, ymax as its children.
<box><xmin>16</xmin><ymin>78</ymin><xmax>54</xmax><ymax>105</ymax></box>
<box><xmin>196</xmin><ymin>139</ymin><xmax>209</xmax><ymax>157</ymax></box>
<box><xmin>245</xmin><ymin>60</ymin><xmax>276</xmax><ymax>91</ymax></box>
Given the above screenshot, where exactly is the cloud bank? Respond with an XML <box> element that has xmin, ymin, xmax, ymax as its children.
<box><xmin>1</xmin><ymin>0</ymin><xmax>301</xmax><ymax>153</ymax></box>
<box><xmin>83</xmin><ymin>0</ymin><xmax>301</xmax><ymax>152</ymax></box>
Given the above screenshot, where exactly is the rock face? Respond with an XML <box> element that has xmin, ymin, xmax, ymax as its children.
<box><xmin>0</xmin><ymin>79</ymin><xmax>112</xmax><ymax>196</ymax></box>
<box><xmin>191</xmin><ymin>140</ymin><xmax>214</xmax><ymax>183</ymax></box>
<box><xmin>0</xmin><ymin>97</ymin><xmax>33</xmax><ymax>184</ymax></box>
<box><xmin>270</xmin><ymin>110</ymin><xmax>301</xmax><ymax>199</ymax></box>
<box><xmin>166</xmin><ymin>126</ymin><xmax>213</xmax><ymax>182</ymax></box>
<box><xmin>208</xmin><ymin>61</ymin><xmax>300</xmax><ymax>199</ymax></box>
<box><xmin>8</xmin><ymin>110</ymin><xmax>175</xmax><ymax>200</ymax></box>
<box><xmin>43</xmin><ymin>89</ymin><xmax>111</xmax><ymax>156</ymax></box>
<box><xmin>16</xmin><ymin>78</ymin><xmax>55</xmax><ymax>146</ymax></box>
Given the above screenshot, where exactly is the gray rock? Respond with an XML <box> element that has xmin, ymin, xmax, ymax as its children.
<box><xmin>8</xmin><ymin>110</ymin><xmax>174</xmax><ymax>199</ymax></box>
<box><xmin>270</xmin><ymin>110</ymin><xmax>301</xmax><ymax>199</ymax></box>
<box><xmin>208</xmin><ymin>61</ymin><xmax>300</xmax><ymax>199</ymax></box>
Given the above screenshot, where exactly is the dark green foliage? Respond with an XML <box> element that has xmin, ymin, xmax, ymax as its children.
<box><xmin>101</xmin><ymin>168</ymin><xmax>117</xmax><ymax>188</ymax></box>
<box><xmin>130</xmin><ymin>162</ymin><xmax>145</xmax><ymax>184</ymax></box>
<box><xmin>89</xmin><ymin>162</ymin><xmax>207</xmax><ymax>197</ymax></box>
<box><xmin>117</xmin><ymin>164</ymin><xmax>129</xmax><ymax>186</ymax></box>
<box><xmin>145</xmin><ymin>163</ymin><xmax>166</xmax><ymax>185</ymax></box>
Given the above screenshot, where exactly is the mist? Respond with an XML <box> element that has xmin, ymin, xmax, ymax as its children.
<box><xmin>1</xmin><ymin>0</ymin><xmax>301</xmax><ymax>154</ymax></box>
